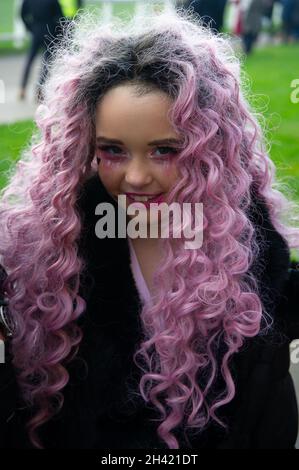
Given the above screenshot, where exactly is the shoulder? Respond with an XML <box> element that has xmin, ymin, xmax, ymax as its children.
<box><xmin>76</xmin><ymin>174</ymin><xmax>114</xmax><ymax>214</ymax></box>
<box><xmin>248</xmin><ymin>194</ymin><xmax>299</xmax><ymax>342</ymax></box>
<box><xmin>247</xmin><ymin>194</ymin><xmax>290</xmax><ymax>310</ymax></box>
<box><xmin>276</xmin><ymin>263</ymin><xmax>299</xmax><ymax>342</ymax></box>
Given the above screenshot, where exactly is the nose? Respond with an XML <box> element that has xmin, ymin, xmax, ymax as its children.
<box><xmin>124</xmin><ymin>158</ymin><xmax>153</xmax><ymax>187</ymax></box>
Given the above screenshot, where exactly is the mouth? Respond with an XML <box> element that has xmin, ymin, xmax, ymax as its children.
<box><xmin>118</xmin><ymin>193</ymin><xmax>165</xmax><ymax>208</ymax></box>
<box><xmin>124</xmin><ymin>193</ymin><xmax>164</xmax><ymax>203</ymax></box>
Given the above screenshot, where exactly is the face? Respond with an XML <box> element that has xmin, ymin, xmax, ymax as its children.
<box><xmin>95</xmin><ymin>84</ymin><xmax>183</xmax><ymax>229</ymax></box>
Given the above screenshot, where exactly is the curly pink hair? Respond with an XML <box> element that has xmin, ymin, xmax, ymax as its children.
<box><xmin>0</xmin><ymin>8</ymin><xmax>298</xmax><ymax>448</ymax></box>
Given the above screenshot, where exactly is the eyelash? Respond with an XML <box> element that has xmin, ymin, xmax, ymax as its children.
<box><xmin>96</xmin><ymin>145</ymin><xmax>178</xmax><ymax>160</ymax></box>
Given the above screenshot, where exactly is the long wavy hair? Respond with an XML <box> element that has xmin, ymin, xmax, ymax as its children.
<box><xmin>0</xmin><ymin>7</ymin><xmax>298</xmax><ymax>449</ymax></box>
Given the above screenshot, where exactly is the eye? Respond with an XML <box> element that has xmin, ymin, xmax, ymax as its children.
<box><xmin>98</xmin><ymin>145</ymin><xmax>124</xmax><ymax>162</ymax></box>
<box><xmin>96</xmin><ymin>145</ymin><xmax>179</xmax><ymax>160</ymax></box>
<box><xmin>97</xmin><ymin>145</ymin><xmax>125</xmax><ymax>157</ymax></box>
<box><xmin>152</xmin><ymin>146</ymin><xmax>178</xmax><ymax>158</ymax></box>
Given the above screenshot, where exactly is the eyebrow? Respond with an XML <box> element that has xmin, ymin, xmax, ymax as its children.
<box><xmin>96</xmin><ymin>136</ymin><xmax>183</xmax><ymax>146</ymax></box>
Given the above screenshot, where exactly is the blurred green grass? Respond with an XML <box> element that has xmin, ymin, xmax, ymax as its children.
<box><xmin>0</xmin><ymin>0</ymin><xmax>14</xmax><ymax>34</ymax></box>
<box><xmin>243</xmin><ymin>43</ymin><xmax>299</xmax><ymax>202</ymax></box>
<box><xmin>0</xmin><ymin>120</ymin><xmax>35</xmax><ymax>189</ymax></box>
<box><xmin>0</xmin><ymin>0</ymin><xmax>26</xmax><ymax>55</ymax></box>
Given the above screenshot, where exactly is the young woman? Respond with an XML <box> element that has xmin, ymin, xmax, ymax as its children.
<box><xmin>0</xmin><ymin>8</ymin><xmax>298</xmax><ymax>449</ymax></box>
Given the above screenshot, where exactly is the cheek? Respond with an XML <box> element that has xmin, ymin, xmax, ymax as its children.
<box><xmin>98</xmin><ymin>157</ymin><xmax>123</xmax><ymax>170</ymax></box>
<box><xmin>98</xmin><ymin>163</ymin><xmax>121</xmax><ymax>190</ymax></box>
<box><xmin>158</xmin><ymin>162</ymin><xmax>180</xmax><ymax>187</ymax></box>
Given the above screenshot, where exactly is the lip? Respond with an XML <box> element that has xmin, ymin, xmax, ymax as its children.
<box><xmin>124</xmin><ymin>193</ymin><xmax>165</xmax><ymax>207</ymax></box>
<box><xmin>125</xmin><ymin>192</ymin><xmax>163</xmax><ymax>197</ymax></box>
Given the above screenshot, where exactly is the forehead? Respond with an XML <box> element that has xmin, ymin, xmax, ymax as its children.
<box><xmin>95</xmin><ymin>85</ymin><xmax>175</xmax><ymax>136</ymax></box>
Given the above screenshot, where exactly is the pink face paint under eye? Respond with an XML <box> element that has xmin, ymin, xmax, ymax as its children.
<box><xmin>96</xmin><ymin>147</ymin><xmax>126</xmax><ymax>166</ymax></box>
<box><xmin>97</xmin><ymin>146</ymin><xmax>179</xmax><ymax>167</ymax></box>
<box><xmin>100</xmin><ymin>157</ymin><xmax>123</xmax><ymax>168</ymax></box>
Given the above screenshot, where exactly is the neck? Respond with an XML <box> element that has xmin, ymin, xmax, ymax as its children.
<box><xmin>128</xmin><ymin>235</ymin><xmax>162</xmax><ymax>248</ymax></box>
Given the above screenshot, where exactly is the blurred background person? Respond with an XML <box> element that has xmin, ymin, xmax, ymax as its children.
<box><xmin>264</xmin><ymin>0</ymin><xmax>276</xmax><ymax>18</ymax></box>
<box><xmin>241</xmin><ymin>0</ymin><xmax>271</xmax><ymax>54</ymax></box>
<box><xmin>282</xmin><ymin>0</ymin><xmax>294</xmax><ymax>41</ymax></box>
<box><xmin>180</xmin><ymin>0</ymin><xmax>228</xmax><ymax>32</ymax></box>
<box><xmin>19</xmin><ymin>0</ymin><xmax>63</xmax><ymax>102</ymax></box>
<box><xmin>293</xmin><ymin>0</ymin><xmax>299</xmax><ymax>40</ymax></box>
<box><xmin>281</xmin><ymin>0</ymin><xmax>299</xmax><ymax>42</ymax></box>
<box><xmin>262</xmin><ymin>0</ymin><xmax>282</xmax><ymax>40</ymax></box>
